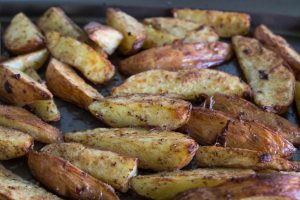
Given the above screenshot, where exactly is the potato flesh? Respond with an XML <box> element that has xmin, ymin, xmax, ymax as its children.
<box><xmin>143</xmin><ymin>25</ymin><xmax>177</xmax><ymax>49</ymax></box>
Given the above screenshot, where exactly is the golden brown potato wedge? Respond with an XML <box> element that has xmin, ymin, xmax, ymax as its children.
<box><xmin>120</xmin><ymin>42</ymin><xmax>232</xmax><ymax>75</ymax></box>
<box><xmin>0</xmin><ymin>105</ymin><xmax>61</xmax><ymax>143</ymax></box>
<box><xmin>173</xmin><ymin>8</ymin><xmax>250</xmax><ymax>38</ymax></box>
<box><xmin>112</xmin><ymin>69</ymin><xmax>251</xmax><ymax>100</ymax></box>
<box><xmin>143</xmin><ymin>25</ymin><xmax>177</xmax><ymax>49</ymax></box>
<box><xmin>88</xmin><ymin>95</ymin><xmax>191</xmax><ymax>130</ymax></box>
<box><xmin>46</xmin><ymin>31</ymin><xmax>115</xmax><ymax>84</ymax></box>
<box><xmin>0</xmin><ymin>164</ymin><xmax>62</xmax><ymax>200</ymax></box>
<box><xmin>41</xmin><ymin>143</ymin><xmax>137</xmax><ymax>192</ymax></box>
<box><xmin>296</xmin><ymin>82</ymin><xmax>300</xmax><ymax>117</ymax></box>
<box><xmin>131</xmin><ymin>168</ymin><xmax>255</xmax><ymax>200</ymax></box>
<box><xmin>46</xmin><ymin>58</ymin><xmax>103</xmax><ymax>110</ymax></box>
<box><xmin>174</xmin><ymin>174</ymin><xmax>300</xmax><ymax>200</ymax></box>
<box><xmin>195</xmin><ymin>146</ymin><xmax>300</xmax><ymax>171</ymax></box>
<box><xmin>106</xmin><ymin>8</ymin><xmax>145</xmax><ymax>55</ymax></box>
<box><xmin>28</xmin><ymin>151</ymin><xmax>119</xmax><ymax>200</ymax></box>
<box><xmin>64</xmin><ymin>128</ymin><xmax>198</xmax><ymax>171</ymax></box>
<box><xmin>232</xmin><ymin>36</ymin><xmax>295</xmax><ymax>114</ymax></box>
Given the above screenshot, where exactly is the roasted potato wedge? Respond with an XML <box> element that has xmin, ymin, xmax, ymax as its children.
<box><xmin>143</xmin><ymin>25</ymin><xmax>177</xmax><ymax>49</ymax></box>
<box><xmin>46</xmin><ymin>31</ymin><xmax>115</xmax><ymax>84</ymax></box>
<box><xmin>0</xmin><ymin>164</ymin><xmax>62</xmax><ymax>200</ymax></box>
<box><xmin>46</xmin><ymin>58</ymin><xmax>103</xmax><ymax>109</ymax></box>
<box><xmin>196</xmin><ymin>146</ymin><xmax>300</xmax><ymax>171</ymax></box>
<box><xmin>131</xmin><ymin>168</ymin><xmax>255</xmax><ymax>200</ymax></box>
<box><xmin>295</xmin><ymin>82</ymin><xmax>300</xmax><ymax>117</ymax></box>
<box><xmin>174</xmin><ymin>174</ymin><xmax>300</xmax><ymax>200</ymax></box>
<box><xmin>106</xmin><ymin>8</ymin><xmax>145</xmax><ymax>55</ymax></box>
<box><xmin>233</xmin><ymin>35</ymin><xmax>295</xmax><ymax>114</ymax></box>
<box><xmin>112</xmin><ymin>69</ymin><xmax>251</xmax><ymax>100</ymax></box>
<box><xmin>28</xmin><ymin>151</ymin><xmax>119</xmax><ymax>200</ymax></box>
<box><xmin>4</xmin><ymin>12</ymin><xmax>44</xmax><ymax>54</ymax></box>
<box><xmin>88</xmin><ymin>95</ymin><xmax>191</xmax><ymax>130</ymax></box>
<box><xmin>173</xmin><ymin>8</ymin><xmax>250</xmax><ymax>37</ymax></box>
<box><xmin>0</xmin><ymin>105</ymin><xmax>61</xmax><ymax>143</ymax></box>
<box><xmin>64</xmin><ymin>128</ymin><xmax>198</xmax><ymax>171</ymax></box>
<box><xmin>41</xmin><ymin>143</ymin><xmax>138</xmax><ymax>192</ymax></box>
<box><xmin>120</xmin><ymin>42</ymin><xmax>232</xmax><ymax>75</ymax></box>
<box><xmin>208</xmin><ymin>94</ymin><xmax>300</xmax><ymax>145</ymax></box>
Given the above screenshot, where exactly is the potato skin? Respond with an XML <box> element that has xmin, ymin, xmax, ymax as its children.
<box><xmin>112</xmin><ymin>69</ymin><xmax>251</xmax><ymax>100</ymax></box>
<box><xmin>28</xmin><ymin>151</ymin><xmax>119</xmax><ymax>200</ymax></box>
<box><xmin>64</xmin><ymin>128</ymin><xmax>198</xmax><ymax>171</ymax></box>
<box><xmin>88</xmin><ymin>95</ymin><xmax>191</xmax><ymax>130</ymax></box>
<box><xmin>46</xmin><ymin>58</ymin><xmax>103</xmax><ymax>110</ymax></box>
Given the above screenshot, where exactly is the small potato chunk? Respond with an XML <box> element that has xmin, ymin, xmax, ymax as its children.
<box><xmin>233</xmin><ymin>36</ymin><xmax>295</xmax><ymax>114</ymax></box>
<box><xmin>46</xmin><ymin>31</ymin><xmax>115</xmax><ymax>84</ymax></box>
<box><xmin>4</xmin><ymin>13</ymin><xmax>44</xmax><ymax>54</ymax></box>
<box><xmin>41</xmin><ymin>143</ymin><xmax>138</xmax><ymax>192</ymax></box>
<box><xmin>120</xmin><ymin>42</ymin><xmax>232</xmax><ymax>75</ymax></box>
<box><xmin>173</xmin><ymin>8</ymin><xmax>250</xmax><ymax>37</ymax></box>
<box><xmin>28</xmin><ymin>151</ymin><xmax>119</xmax><ymax>200</ymax></box>
<box><xmin>131</xmin><ymin>168</ymin><xmax>254</xmax><ymax>200</ymax></box>
<box><xmin>64</xmin><ymin>128</ymin><xmax>198</xmax><ymax>171</ymax></box>
<box><xmin>106</xmin><ymin>8</ymin><xmax>145</xmax><ymax>55</ymax></box>
<box><xmin>88</xmin><ymin>95</ymin><xmax>191</xmax><ymax>130</ymax></box>
<box><xmin>143</xmin><ymin>25</ymin><xmax>177</xmax><ymax>49</ymax></box>
<box><xmin>112</xmin><ymin>69</ymin><xmax>251</xmax><ymax>100</ymax></box>
<box><xmin>46</xmin><ymin>58</ymin><xmax>103</xmax><ymax>109</ymax></box>
<box><xmin>0</xmin><ymin>105</ymin><xmax>61</xmax><ymax>143</ymax></box>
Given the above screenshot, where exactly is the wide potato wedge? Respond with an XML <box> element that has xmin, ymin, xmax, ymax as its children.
<box><xmin>131</xmin><ymin>168</ymin><xmax>255</xmax><ymax>200</ymax></box>
<box><xmin>232</xmin><ymin>35</ymin><xmax>295</xmax><ymax>114</ymax></box>
<box><xmin>41</xmin><ymin>143</ymin><xmax>138</xmax><ymax>192</ymax></box>
<box><xmin>88</xmin><ymin>95</ymin><xmax>191</xmax><ymax>130</ymax></box>
<box><xmin>64</xmin><ymin>128</ymin><xmax>198</xmax><ymax>171</ymax></box>
<box><xmin>28</xmin><ymin>151</ymin><xmax>119</xmax><ymax>200</ymax></box>
<box><xmin>0</xmin><ymin>105</ymin><xmax>61</xmax><ymax>143</ymax></box>
<box><xmin>173</xmin><ymin>8</ymin><xmax>250</xmax><ymax>37</ymax></box>
<box><xmin>143</xmin><ymin>25</ymin><xmax>177</xmax><ymax>49</ymax></box>
<box><xmin>120</xmin><ymin>42</ymin><xmax>232</xmax><ymax>75</ymax></box>
<box><xmin>106</xmin><ymin>8</ymin><xmax>145</xmax><ymax>55</ymax></box>
<box><xmin>112</xmin><ymin>69</ymin><xmax>251</xmax><ymax>100</ymax></box>
<box><xmin>46</xmin><ymin>58</ymin><xmax>103</xmax><ymax>109</ymax></box>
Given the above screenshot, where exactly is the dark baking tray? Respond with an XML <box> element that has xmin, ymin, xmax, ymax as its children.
<box><xmin>0</xmin><ymin>0</ymin><xmax>300</xmax><ymax>199</ymax></box>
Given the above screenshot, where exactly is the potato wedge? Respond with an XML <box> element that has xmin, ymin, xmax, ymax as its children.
<box><xmin>88</xmin><ymin>95</ymin><xmax>191</xmax><ymax>130</ymax></box>
<box><xmin>196</xmin><ymin>146</ymin><xmax>300</xmax><ymax>171</ymax></box>
<box><xmin>182</xmin><ymin>26</ymin><xmax>219</xmax><ymax>44</ymax></box>
<box><xmin>173</xmin><ymin>8</ymin><xmax>250</xmax><ymax>37</ymax></box>
<box><xmin>4</xmin><ymin>12</ymin><xmax>44</xmax><ymax>54</ymax></box>
<box><xmin>131</xmin><ymin>168</ymin><xmax>255</xmax><ymax>200</ymax></box>
<box><xmin>0</xmin><ymin>164</ymin><xmax>62</xmax><ymax>200</ymax></box>
<box><xmin>106</xmin><ymin>8</ymin><xmax>145</xmax><ymax>55</ymax></box>
<box><xmin>46</xmin><ymin>31</ymin><xmax>115</xmax><ymax>84</ymax></box>
<box><xmin>64</xmin><ymin>128</ymin><xmax>198</xmax><ymax>171</ymax></box>
<box><xmin>208</xmin><ymin>94</ymin><xmax>300</xmax><ymax>145</ymax></box>
<box><xmin>28</xmin><ymin>151</ymin><xmax>119</xmax><ymax>200</ymax></box>
<box><xmin>120</xmin><ymin>42</ymin><xmax>232</xmax><ymax>75</ymax></box>
<box><xmin>0</xmin><ymin>105</ymin><xmax>61</xmax><ymax>143</ymax></box>
<box><xmin>41</xmin><ymin>143</ymin><xmax>137</xmax><ymax>192</ymax></box>
<box><xmin>143</xmin><ymin>25</ymin><xmax>177</xmax><ymax>49</ymax></box>
<box><xmin>0</xmin><ymin>49</ymin><xmax>49</xmax><ymax>71</ymax></box>
<box><xmin>295</xmin><ymin>82</ymin><xmax>300</xmax><ymax>117</ymax></box>
<box><xmin>232</xmin><ymin>36</ymin><xmax>295</xmax><ymax>114</ymax></box>
<box><xmin>46</xmin><ymin>58</ymin><xmax>103</xmax><ymax>109</ymax></box>
<box><xmin>112</xmin><ymin>69</ymin><xmax>251</xmax><ymax>100</ymax></box>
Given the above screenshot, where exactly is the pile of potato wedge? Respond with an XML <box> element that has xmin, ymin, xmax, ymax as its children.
<box><xmin>0</xmin><ymin>5</ymin><xmax>300</xmax><ymax>200</ymax></box>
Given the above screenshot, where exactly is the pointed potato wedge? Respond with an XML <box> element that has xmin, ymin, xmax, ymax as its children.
<box><xmin>88</xmin><ymin>95</ymin><xmax>191</xmax><ymax>130</ymax></box>
<box><xmin>232</xmin><ymin>36</ymin><xmax>295</xmax><ymax>114</ymax></box>
<box><xmin>112</xmin><ymin>69</ymin><xmax>251</xmax><ymax>100</ymax></box>
<box><xmin>46</xmin><ymin>58</ymin><xmax>103</xmax><ymax>109</ymax></box>
<box><xmin>143</xmin><ymin>25</ymin><xmax>177</xmax><ymax>49</ymax></box>
<box><xmin>41</xmin><ymin>143</ymin><xmax>137</xmax><ymax>192</ymax></box>
<box><xmin>0</xmin><ymin>105</ymin><xmax>61</xmax><ymax>143</ymax></box>
<box><xmin>28</xmin><ymin>151</ymin><xmax>119</xmax><ymax>200</ymax></box>
<box><xmin>106</xmin><ymin>8</ymin><xmax>145</xmax><ymax>55</ymax></box>
<box><xmin>131</xmin><ymin>168</ymin><xmax>254</xmax><ymax>200</ymax></box>
<box><xmin>64</xmin><ymin>128</ymin><xmax>198</xmax><ymax>171</ymax></box>
<box><xmin>173</xmin><ymin>8</ymin><xmax>250</xmax><ymax>37</ymax></box>
<box><xmin>120</xmin><ymin>42</ymin><xmax>232</xmax><ymax>75</ymax></box>
<box><xmin>0</xmin><ymin>164</ymin><xmax>62</xmax><ymax>200</ymax></box>
<box><xmin>196</xmin><ymin>146</ymin><xmax>300</xmax><ymax>171</ymax></box>
<box><xmin>46</xmin><ymin>31</ymin><xmax>115</xmax><ymax>84</ymax></box>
